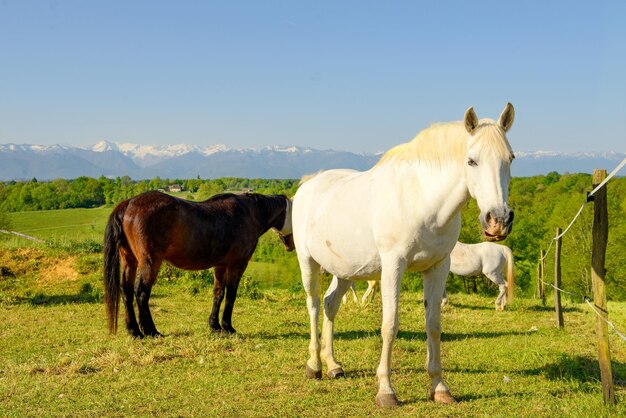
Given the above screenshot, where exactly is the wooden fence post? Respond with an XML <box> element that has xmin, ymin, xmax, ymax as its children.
<box><xmin>536</xmin><ymin>262</ymin><xmax>541</xmax><ymax>299</ymax></box>
<box><xmin>554</xmin><ymin>227</ymin><xmax>564</xmax><ymax>328</ymax></box>
<box><xmin>539</xmin><ymin>250</ymin><xmax>546</xmax><ymax>306</ymax></box>
<box><xmin>591</xmin><ymin>169</ymin><xmax>615</xmax><ymax>404</ymax></box>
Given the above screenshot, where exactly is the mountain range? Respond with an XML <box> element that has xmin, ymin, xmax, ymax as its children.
<box><xmin>0</xmin><ymin>141</ymin><xmax>624</xmax><ymax>181</ymax></box>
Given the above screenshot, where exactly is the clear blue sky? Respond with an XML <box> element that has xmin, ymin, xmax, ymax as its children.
<box><xmin>1</xmin><ymin>1</ymin><xmax>624</xmax><ymax>153</ymax></box>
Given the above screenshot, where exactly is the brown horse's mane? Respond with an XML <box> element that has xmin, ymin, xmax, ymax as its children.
<box><xmin>200</xmin><ymin>192</ymin><xmax>288</xmax><ymax>231</ymax></box>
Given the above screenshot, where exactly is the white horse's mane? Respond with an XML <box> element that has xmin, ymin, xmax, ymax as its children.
<box><xmin>299</xmin><ymin>172</ymin><xmax>321</xmax><ymax>185</ymax></box>
<box><xmin>375</xmin><ymin>119</ymin><xmax>514</xmax><ymax>168</ymax></box>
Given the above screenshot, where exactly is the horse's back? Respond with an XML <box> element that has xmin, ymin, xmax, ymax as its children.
<box><xmin>122</xmin><ymin>191</ymin><xmax>180</xmax><ymax>248</ymax></box>
<box><xmin>119</xmin><ymin>191</ymin><xmax>258</xmax><ymax>269</ymax></box>
<box><xmin>449</xmin><ymin>242</ymin><xmax>482</xmax><ymax>276</ymax></box>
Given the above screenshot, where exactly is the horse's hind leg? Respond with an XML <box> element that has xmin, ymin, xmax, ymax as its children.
<box><xmin>220</xmin><ymin>263</ymin><xmax>248</xmax><ymax>334</ymax></box>
<box><xmin>321</xmin><ymin>276</ymin><xmax>352</xmax><ymax>378</ymax></box>
<box><xmin>121</xmin><ymin>255</ymin><xmax>142</xmax><ymax>338</ymax></box>
<box><xmin>361</xmin><ymin>280</ymin><xmax>378</xmax><ymax>305</ymax></box>
<box><xmin>299</xmin><ymin>255</ymin><xmax>322</xmax><ymax>379</ymax></box>
<box><xmin>487</xmin><ymin>272</ymin><xmax>507</xmax><ymax>311</ymax></box>
<box><xmin>342</xmin><ymin>281</ymin><xmax>357</xmax><ymax>304</ymax></box>
<box><xmin>209</xmin><ymin>266</ymin><xmax>226</xmax><ymax>331</ymax></box>
<box><xmin>135</xmin><ymin>260</ymin><xmax>163</xmax><ymax>337</ymax></box>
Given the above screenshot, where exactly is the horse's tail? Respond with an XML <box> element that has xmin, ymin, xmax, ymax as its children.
<box><xmin>103</xmin><ymin>200</ymin><xmax>129</xmax><ymax>334</ymax></box>
<box><xmin>503</xmin><ymin>246</ymin><xmax>515</xmax><ymax>304</ymax></box>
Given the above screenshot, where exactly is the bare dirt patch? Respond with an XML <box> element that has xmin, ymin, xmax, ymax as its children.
<box><xmin>39</xmin><ymin>256</ymin><xmax>79</xmax><ymax>283</ymax></box>
<box><xmin>0</xmin><ymin>247</ymin><xmax>78</xmax><ymax>284</ymax></box>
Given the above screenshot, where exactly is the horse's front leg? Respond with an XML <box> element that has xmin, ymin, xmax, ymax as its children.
<box><xmin>298</xmin><ymin>256</ymin><xmax>322</xmax><ymax>379</ymax></box>
<box><xmin>220</xmin><ymin>263</ymin><xmax>248</xmax><ymax>334</ymax></box>
<box><xmin>321</xmin><ymin>276</ymin><xmax>353</xmax><ymax>378</ymax></box>
<box><xmin>209</xmin><ymin>266</ymin><xmax>226</xmax><ymax>331</ymax></box>
<box><xmin>375</xmin><ymin>257</ymin><xmax>405</xmax><ymax>407</ymax></box>
<box><xmin>423</xmin><ymin>258</ymin><xmax>455</xmax><ymax>403</ymax></box>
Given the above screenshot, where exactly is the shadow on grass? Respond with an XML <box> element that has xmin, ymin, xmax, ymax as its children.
<box><xmin>445</xmin><ymin>302</ymin><xmax>495</xmax><ymax>311</ymax></box>
<box><xmin>524</xmin><ymin>304</ymin><xmax>583</xmax><ymax>313</ymax></box>
<box><xmin>256</xmin><ymin>328</ymin><xmax>530</xmax><ymax>342</ymax></box>
<box><xmin>520</xmin><ymin>354</ymin><xmax>626</xmax><ymax>386</ymax></box>
<box><xmin>399</xmin><ymin>390</ymin><xmax>528</xmax><ymax>406</ymax></box>
<box><xmin>12</xmin><ymin>283</ymin><xmax>103</xmax><ymax>306</ymax></box>
<box><xmin>445</xmin><ymin>354</ymin><xmax>626</xmax><ymax>388</ymax></box>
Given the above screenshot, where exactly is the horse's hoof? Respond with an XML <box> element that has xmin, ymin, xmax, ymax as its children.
<box><xmin>430</xmin><ymin>390</ymin><xmax>456</xmax><ymax>404</ymax></box>
<box><xmin>375</xmin><ymin>393</ymin><xmax>399</xmax><ymax>408</ymax></box>
<box><xmin>327</xmin><ymin>367</ymin><xmax>345</xmax><ymax>379</ymax></box>
<box><xmin>305</xmin><ymin>365</ymin><xmax>322</xmax><ymax>380</ymax></box>
<box><xmin>128</xmin><ymin>329</ymin><xmax>144</xmax><ymax>339</ymax></box>
<box><xmin>146</xmin><ymin>331</ymin><xmax>163</xmax><ymax>338</ymax></box>
<box><xmin>221</xmin><ymin>323</ymin><xmax>236</xmax><ymax>334</ymax></box>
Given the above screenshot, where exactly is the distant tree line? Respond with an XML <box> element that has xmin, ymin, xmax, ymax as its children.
<box><xmin>0</xmin><ymin>176</ymin><xmax>299</xmax><ymax>212</ymax></box>
<box><xmin>1</xmin><ymin>172</ymin><xmax>625</xmax><ymax>300</ymax></box>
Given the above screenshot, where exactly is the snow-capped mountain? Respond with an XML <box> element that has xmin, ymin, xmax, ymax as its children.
<box><xmin>0</xmin><ymin>141</ymin><xmax>624</xmax><ymax>180</ymax></box>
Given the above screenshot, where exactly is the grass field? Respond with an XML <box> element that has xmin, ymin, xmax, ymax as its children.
<box><xmin>1</xmin><ymin>208</ymin><xmax>626</xmax><ymax>416</ymax></box>
<box><xmin>0</xmin><ymin>281</ymin><xmax>625</xmax><ymax>417</ymax></box>
<box><xmin>4</xmin><ymin>207</ymin><xmax>110</xmax><ymax>242</ymax></box>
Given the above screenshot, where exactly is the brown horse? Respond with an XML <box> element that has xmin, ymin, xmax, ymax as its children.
<box><xmin>103</xmin><ymin>190</ymin><xmax>293</xmax><ymax>338</ymax></box>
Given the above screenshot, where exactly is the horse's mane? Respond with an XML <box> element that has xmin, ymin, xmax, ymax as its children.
<box><xmin>299</xmin><ymin>172</ymin><xmax>321</xmax><ymax>185</ymax></box>
<box><xmin>203</xmin><ymin>192</ymin><xmax>287</xmax><ymax>229</ymax></box>
<box><xmin>375</xmin><ymin>119</ymin><xmax>513</xmax><ymax>168</ymax></box>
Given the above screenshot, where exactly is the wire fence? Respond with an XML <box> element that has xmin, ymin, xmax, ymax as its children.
<box><xmin>536</xmin><ymin>157</ymin><xmax>626</xmax><ymax>341</ymax></box>
<box><xmin>539</xmin><ymin>157</ymin><xmax>626</xmax><ymax>263</ymax></box>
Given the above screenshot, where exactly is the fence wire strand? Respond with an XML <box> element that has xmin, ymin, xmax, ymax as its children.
<box><xmin>535</xmin><ymin>157</ymin><xmax>626</xmax><ymax>341</ymax></box>
<box><xmin>539</xmin><ymin>277</ymin><xmax>626</xmax><ymax>342</ymax></box>
<box><xmin>584</xmin><ymin>298</ymin><xmax>626</xmax><ymax>342</ymax></box>
<box><xmin>539</xmin><ymin>278</ymin><xmax>585</xmax><ymax>300</ymax></box>
<box><xmin>538</xmin><ymin>157</ymin><xmax>626</xmax><ymax>262</ymax></box>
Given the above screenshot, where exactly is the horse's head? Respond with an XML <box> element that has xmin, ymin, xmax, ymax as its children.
<box><xmin>272</xmin><ymin>196</ymin><xmax>295</xmax><ymax>251</ymax></box>
<box><xmin>463</xmin><ymin>103</ymin><xmax>515</xmax><ymax>242</ymax></box>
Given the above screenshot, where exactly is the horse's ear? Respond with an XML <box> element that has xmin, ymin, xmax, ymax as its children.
<box><xmin>464</xmin><ymin>107</ymin><xmax>479</xmax><ymax>134</ymax></box>
<box><xmin>498</xmin><ymin>102</ymin><xmax>515</xmax><ymax>132</ymax></box>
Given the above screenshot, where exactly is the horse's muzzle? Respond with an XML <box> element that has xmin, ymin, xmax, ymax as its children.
<box><xmin>280</xmin><ymin>234</ymin><xmax>295</xmax><ymax>252</ymax></box>
<box><xmin>482</xmin><ymin>208</ymin><xmax>514</xmax><ymax>242</ymax></box>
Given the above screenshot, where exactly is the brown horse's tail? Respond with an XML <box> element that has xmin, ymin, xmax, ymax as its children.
<box><xmin>503</xmin><ymin>246</ymin><xmax>515</xmax><ymax>304</ymax></box>
<box><xmin>103</xmin><ymin>200</ymin><xmax>129</xmax><ymax>334</ymax></box>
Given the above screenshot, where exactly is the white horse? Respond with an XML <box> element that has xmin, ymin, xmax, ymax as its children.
<box><xmin>444</xmin><ymin>241</ymin><xmax>515</xmax><ymax>310</ymax></box>
<box><xmin>358</xmin><ymin>242</ymin><xmax>515</xmax><ymax>311</ymax></box>
<box><xmin>292</xmin><ymin>103</ymin><xmax>515</xmax><ymax>407</ymax></box>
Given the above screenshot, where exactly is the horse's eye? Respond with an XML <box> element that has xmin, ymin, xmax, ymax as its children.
<box><xmin>467</xmin><ymin>158</ymin><xmax>478</xmax><ymax>167</ymax></box>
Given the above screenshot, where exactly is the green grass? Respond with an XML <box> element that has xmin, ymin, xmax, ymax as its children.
<box><xmin>5</xmin><ymin>207</ymin><xmax>111</xmax><ymax>241</ymax></box>
<box><xmin>0</xmin><ymin>276</ymin><xmax>625</xmax><ymax>417</ymax></box>
<box><xmin>1</xmin><ymin>207</ymin><xmax>626</xmax><ymax>416</ymax></box>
